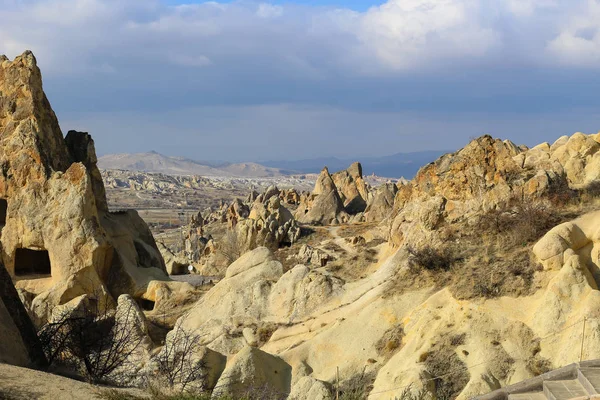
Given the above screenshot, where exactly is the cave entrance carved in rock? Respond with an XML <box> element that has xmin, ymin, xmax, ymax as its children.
<box><xmin>14</xmin><ymin>248</ymin><xmax>52</xmax><ymax>277</ymax></box>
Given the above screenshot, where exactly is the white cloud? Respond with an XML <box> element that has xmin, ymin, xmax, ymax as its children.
<box><xmin>1</xmin><ymin>0</ymin><xmax>600</xmax><ymax>77</ymax></box>
<box><xmin>547</xmin><ymin>0</ymin><xmax>600</xmax><ymax>66</ymax></box>
<box><xmin>256</xmin><ymin>3</ymin><xmax>283</xmax><ymax>18</ymax></box>
<box><xmin>506</xmin><ymin>0</ymin><xmax>558</xmax><ymax>17</ymax></box>
<box><xmin>357</xmin><ymin>0</ymin><xmax>499</xmax><ymax>69</ymax></box>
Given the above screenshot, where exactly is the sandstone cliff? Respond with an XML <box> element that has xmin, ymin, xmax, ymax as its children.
<box><xmin>0</xmin><ymin>52</ymin><xmax>167</xmax><ymax>324</ymax></box>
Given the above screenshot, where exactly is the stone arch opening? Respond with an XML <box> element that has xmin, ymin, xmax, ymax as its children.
<box><xmin>14</xmin><ymin>248</ymin><xmax>51</xmax><ymax>277</ymax></box>
<box><xmin>0</xmin><ymin>199</ymin><xmax>7</xmax><ymax>226</ymax></box>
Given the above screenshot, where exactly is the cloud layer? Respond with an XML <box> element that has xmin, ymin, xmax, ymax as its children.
<box><xmin>2</xmin><ymin>0</ymin><xmax>600</xmax><ymax>160</ymax></box>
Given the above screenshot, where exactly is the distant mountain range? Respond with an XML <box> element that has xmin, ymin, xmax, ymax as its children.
<box><xmin>98</xmin><ymin>150</ymin><xmax>450</xmax><ymax>179</ymax></box>
<box><xmin>261</xmin><ymin>150</ymin><xmax>449</xmax><ymax>178</ymax></box>
<box><xmin>98</xmin><ymin>152</ymin><xmax>294</xmax><ymax>178</ymax></box>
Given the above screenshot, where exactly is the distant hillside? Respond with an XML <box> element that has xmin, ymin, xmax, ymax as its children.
<box><xmin>261</xmin><ymin>150</ymin><xmax>449</xmax><ymax>178</ymax></box>
<box><xmin>98</xmin><ymin>152</ymin><xmax>293</xmax><ymax>178</ymax></box>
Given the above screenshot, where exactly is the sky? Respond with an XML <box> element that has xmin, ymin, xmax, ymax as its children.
<box><xmin>3</xmin><ymin>0</ymin><xmax>600</xmax><ymax>162</ymax></box>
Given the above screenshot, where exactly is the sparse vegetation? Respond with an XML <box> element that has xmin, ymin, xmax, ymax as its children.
<box><xmin>421</xmin><ymin>345</ymin><xmax>470</xmax><ymax>400</ymax></box>
<box><xmin>376</xmin><ymin>325</ymin><xmax>405</xmax><ymax>358</ymax></box>
<box><xmin>337</xmin><ymin>369</ymin><xmax>376</xmax><ymax>400</ymax></box>
<box><xmin>154</xmin><ymin>328</ymin><xmax>207</xmax><ymax>392</ymax></box>
<box><xmin>38</xmin><ymin>294</ymin><xmax>144</xmax><ymax>384</ymax></box>
<box><xmin>219</xmin><ymin>230</ymin><xmax>243</xmax><ymax>265</ymax></box>
<box><xmin>407</xmin><ymin>245</ymin><xmax>459</xmax><ymax>272</ymax></box>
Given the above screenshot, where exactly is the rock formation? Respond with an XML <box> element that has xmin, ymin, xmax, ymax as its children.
<box><xmin>364</xmin><ymin>182</ymin><xmax>398</xmax><ymax>223</ymax></box>
<box><xmin>0</xmin><ymin>258</ymin><xmax>46</xmax><ymax>367</ymax></box>
<box><xmin>0</xmin><ymin>51</ymin><xmax>167</xmax><ymax>324</ymax></box>
<box><xmin>296</xmin><ymin>167</ymin><xmax>347</xmax><ymax>225</ymax></box>
<box><xmin>332</xmin><ymin>162</ymin><xmax>369</xmax><ymax>214</ymax></box>
<box><xmin>170</xmin><ymin>186</ymin><xmax>302</xmax><ymax>276</ymax></box>
<box><xmin>211</xmin><ymin>346</ymin><xmax>292</xmax><ymax>398</ymax></box>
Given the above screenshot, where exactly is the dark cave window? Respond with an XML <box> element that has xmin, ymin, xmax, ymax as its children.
<box><xmin>0</xmin><ymin>199</ymin><xmax>7</xmax><ymax>225</ymax></box>
<box><xmin>14</xmin><ymin>248</ymin><xmax>52</xmax><ymax>277</ymax></box>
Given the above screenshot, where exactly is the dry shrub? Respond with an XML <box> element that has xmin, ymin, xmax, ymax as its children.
<box><xmin>480</xmin><ymin>200</ymin><xmax>557</xmax><ymax>246</ymax></box>
<box><xmin>422</xmin><ymin>346</ymin><xmax>469</xmax><ymax>400</ymax></box>
<box><xmin>218</xmin><ymin>230</ymin><xmax>242</xmax><ymax>265</ymax></box>
<box><xmin>583</xmin><ymin>180</ymin><xmax>600</xmax><ymax>198</ymax></box>
<box><xmin>452</xmin><ymin>245</ymin><xmax>540</xmax><ymax>300</ymax></box>
<box><xmin>547</xmin><ymin>178</ymin><xmax>579</xmax><ymax>207</ymax></box>
<box><xmin>407</xmin><ymin>245</ymin><xmax>460</xmax><ymax>272</ymax></box>
<box><xmin>256</xmin><ymin>323</ymin><xmax>278</xmax><ymax>345</ymax></box>
<box><xmin>376</xmin><ymin>325</ymin><xmax>405</xmax><ymax>358</ymax></box>
<box><xmin>154</xmin><ymin>328</ymin><xmax>207</xmax><ymax>392</ymax></box>
<box><xmin>338</xmin><ymin>369</ymin><xmax>376</xmax><ymax>400</ymax></box>
<box><xmin>38</xmin><ymin>294</ymin><xmax>143</xmax><ymax>384</ymax></box>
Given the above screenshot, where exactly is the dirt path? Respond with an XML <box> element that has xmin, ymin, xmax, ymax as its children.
<box><xmin>326</xmin><ymin>226</ymin><xmax>357</xmax><ymax>255</ymax></box>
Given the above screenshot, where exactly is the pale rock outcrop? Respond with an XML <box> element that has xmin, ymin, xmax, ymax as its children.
<box><xmin>296</xmin><ymin>168</ymin><xmax>347</xmax><ymax>225</ymax></box>
<box><xmin>288</xmin><ymin>376</ymin><xmax>333</xmax><ymax>400</ymax></box>
<box><xmin>170</xmin><ymin>186</ymin><xmax>302</xmax><ymax>277</ymax></box>
<box><xmin>0</xmin><ymin>52</ymin><xmax>168</xmax><ymax>324</ymax></box>
<box><xmin>211</xmin><ymin>346</ymin><xmax>292</xmax><ymax>399</ymax></box>
<box><xmin>111</xmin><ymin>294</ymin><xmax>154</xmax><ymax>384</ymax></box>
<box><xmin>296</xmin><ymin>244</ymin><xmax>333</xmax><ymax>267</ymax></box>
<box><xmin>388</xmin><ymin>135</ymin><xmax>564</xmax><ymax>248</ymax></box>
<box><xmin>157</xmin><ymin>242</ymin><xmax>190</xmax><ymax>275</ymax></box>
<box><xmin>172</xmin><ymin>247</ymin><xmax>283</xmax><ymax>354</ymax></box>
<box><xmin>517</xmin><ymin>132</ymin><xmax>600</xmax><ymax>186</ymax></box>
<box><xmin>268</xmin><ymin>264</ymin><xmax>344</xmax><ymax>321</ymax></box>
<box><xmin>236</xmin><ymin>195</ymin><xmax>301</xmax><ymax>252</ymax></box>
<box><xmin>332</xmin><ymin>162</ymin><xmax>369</xmax><ymax>214</ymax></box>
<box><xmin>364</xmin><ymin>183</ymin><xmax>398</xmax><ymax>223</ymax></box>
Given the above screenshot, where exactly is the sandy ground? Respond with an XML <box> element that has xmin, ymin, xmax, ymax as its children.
<box><xmin>0</xmin><ymin>364</ymin><xmax>145</xmax><ymax>400</ymax></box>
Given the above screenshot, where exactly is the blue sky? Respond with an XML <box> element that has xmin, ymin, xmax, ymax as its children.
<box><xmin>2</xmin><ymin>0</ymin><xmax>600</xmax><ymax>162</ymax></box>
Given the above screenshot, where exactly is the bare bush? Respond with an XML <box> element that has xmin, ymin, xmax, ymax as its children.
<box><xmin>38</xmin><ymin>294</ymin><xmax>144</xmax><ymax>383</ymax></box>
<box><xmin>218</xmin><ymin>229</ymin><xmax>242</xmax><ymax>265</ymax></box>
<box><xmin>337</xmin><ymin>369</ymin><xmax>376</xmax><ymax>400</ymax></box>
<box><xmin>154</xmin><ymin>327</ymin><xmax>207</xmax><ymax>393</ymax></box>
<box><xmin>407</xmin><ymin>245</ymin><xmax>459</xmax><ymax>272</ymax></box>
<box><xmin>422</xmin><ymin>347</ymin><xmax>469</xmax><ymax>400</ymax></box>
<box><xmin>394</xmin><ymin>384</ymin><xmax>432</xmax><ymax>400</ymax></box>
<box><xmin>480</xmin><ymin>200</ymin><xmax>557</xmax><ymax>246</ymax></box>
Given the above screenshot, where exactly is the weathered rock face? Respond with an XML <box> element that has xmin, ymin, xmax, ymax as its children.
<box><xmin>332</xmin><ymin>162</ymin><xmax>369</xmax><ymax>214</ymax></box>
<box><xmin>364</xmin><ymin>182</ymin><xmax>398</xmax><ymax>222</ymax></box>
<box><xmin>236</xmin><ymin>194</ymin><xmax>301</xmax><ymax>252</ymax></box>
<box><xmin>0</xmin><ymin>257</ymin><xmax>46</xmax><ymax>367</ymax></box>
<box><xmin>296</xmin><ymin>167</ymin><xmax>347</xmax><ymax>225</ymax></box>
<box><xmin>0</xmin><ymin>52</ymin><xmax>167</xmax><ymax>324</ymax></box>
<box><xmin>212</xmin><ymin>346</ymin><xmax>292</xmax><ymax>399</ymax></box>
<box><xmin>388</xmin><ymin>135</ymin><xmax>568</xmax><ymax>248</ymax></box>
<box><xmin>172</xmin><ymin>186</ymin><xmax>302</xmax><ymax>276</ymax></box>
<box><xmin>515</xmin><ymin>132</ymin><xmax>600</xmax><ymax>187</ymax></box>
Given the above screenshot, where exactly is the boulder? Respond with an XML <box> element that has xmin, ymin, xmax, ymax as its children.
<box><xmin>171</xmin><ymin>247</ymin><xmax>283</xmax><ymax>354</ymax></box>
<box><xmin>288</xmin><ymin>376</ymin><xmax>333</xmax><ymax>400</ymax></box>
<box><xmin>211</xmin><ymin>346</ymin><xmax>292</xmax><ymax>399</ymax></box>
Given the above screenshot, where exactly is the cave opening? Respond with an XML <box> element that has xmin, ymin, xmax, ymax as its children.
<box><xmin>0</xmin><ymin>199</ymin><xmax>7</xmax><ymax>226</ymax></box>
<box><xmin>14</xmin><ymin>248</ymin><xmax>52</xmax><ymax>277</ymax></box>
